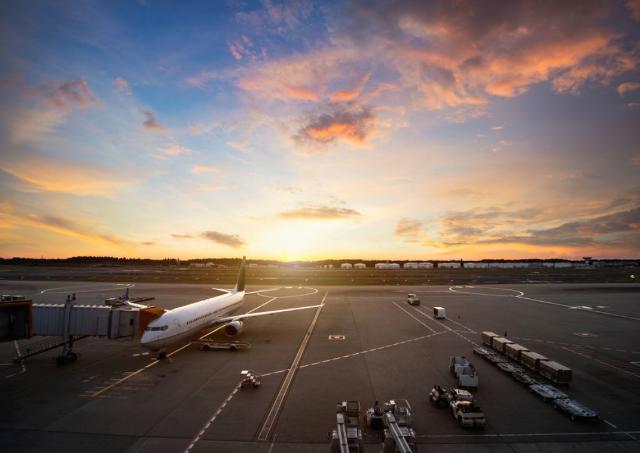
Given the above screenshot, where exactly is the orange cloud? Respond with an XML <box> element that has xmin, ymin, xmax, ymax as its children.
<box><xmin>282</xmin><ymin>84</ymin><xmax>319</xmax><ymax>101</ymax></box>
<box><xmin>617</xmin><ymin>81</ymin><xmax>640</xmax><ymax>96</ymax></box>
<box><xmin>191</xmin><ymin>164</ymin><xmax>222</xmax><ymax>174</ymax></box>
<box><xmin>330</xmin><ymin>73</ymin><xmax>371</xmax><ymax>102</ymax></box>
<box><xmin>159</xmin><ymin>144</ymin><xmax>192</xmax><ymax>158</ymax></box>
<box><xmin>1</xmin><ymin>205</ymin><xmax>127</xmax><ymax>249</ymax></box>
<box><xmin>2</xmin><ymin>154</ymin><xmax>127</xmax><ymax>196</ymax></box>
<box><xmin>278</xmin><ymin>204</ymin><xmax>361</xmax><ymax>220</ymax></box>
<box><xmin>627</xmin><ymin>0</ymin><xmax>640</xmax><ymax>21</ymax></box>
<box><xmin>295</xmin><ymin>105</ymin><xmax>375</xmax><ymax>145</ymax></box>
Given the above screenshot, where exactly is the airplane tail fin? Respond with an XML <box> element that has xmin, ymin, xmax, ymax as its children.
<box><xmin>234</xmin><ymin>256</ymin><xmax>246</xmax><ymax>293</ymax></box>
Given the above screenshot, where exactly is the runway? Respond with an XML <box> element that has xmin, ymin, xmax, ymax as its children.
<box><xmin>1</xmin><ymin>281</ymin><xmax>639</xmax><ymax>452</ymax></box>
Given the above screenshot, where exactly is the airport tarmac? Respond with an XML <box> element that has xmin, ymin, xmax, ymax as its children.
<box><xmin>1</xmin><ymin>281</ymin><xmax>640</xmax><ymax>452</ymax></box>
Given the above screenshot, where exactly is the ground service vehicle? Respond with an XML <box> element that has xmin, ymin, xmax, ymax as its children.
<box><xmin>430</xmin><ymin>385</ymin><xmax>450</xmax><ymax>408</ymax></box>
<box><xmin>511</xmin><ymin>369</ymin><xmax>537</xmax><ymax>385</ymax></box>
<box><xmin>407</xmin><ymin>294</ymin><xmax>420</xmax><ymax>306</ymax></box>
<box><xmin>529</xmin><ymin>384</ymin><xmax>568</xmax><ymax>401</ymax></box>
<box><xmin>450</xmin><ymin>401</ymin><xmax>486</xmax><ymax>428</ymax></box>
<box><xmin>331</xmin><ymin>400</ymin><xmax>364</xmax><ymax>453</ymax></box>
<box><xmin>365</xmin><ymin>401</ymin><xmax>384</xmax><ymax>430</ymax></box>
<box><xmin>553</xmin><ymin>398</ymin><xmax>599</xmax><ymax>421</ymax></box>
<box><xmin>433</xmin><ymin>306</ymin><xmax>446</xmax><ymax>319</ymax></box>
<box><xmin>382</xmin><ymin>399</ymin><xmax>416</xmax><ymax>453</ymax></box>
<box><xmin>449</xmin><ymin>356</ymin><xmax>479</xmax><ymax>388</ymax></box>
<box><xmin>473</xmin><ymin>346</ymin><xmax>491</xmax><ymax>357</ymax></box>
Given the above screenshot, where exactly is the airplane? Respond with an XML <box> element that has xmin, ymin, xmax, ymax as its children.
<box><xmin>138</xmin><ymin>257</ymin><xmax>322</xmax><ymax>355</ymax></box>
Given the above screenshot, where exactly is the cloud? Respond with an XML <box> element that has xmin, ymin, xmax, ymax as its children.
<box><xmin>479</xmin><ymin>207</ymin><xmax>640</xmax><ymax>247</ymax></box>
<box><xmin>201</xmin><ymin>230</ymin><xmax>246</xmax><ymax>248</ymax></box>
<box><xmin>395</xmin><ymin>218</ymin><xmax>423</xmax><ymax>243</ymax></box>
<box><xmin>3</xmin><ymin>108</ymin><xmax>66</xmax><ymax>144</ymax></box>
<box><xmin>617</xmin><ymin>81</ymin><xmax>640</xmax><ymax>96</ymax></box>
<box><xmin>113</xmin><ymin>76</ymin><xmax>132</xmax><ymax>95</ymax></box>
<box><xmin>295</xmin><ymin>104</ymin><xmax>375</xmax><ymax>145</ymax></box>
<box><xmin>143</xmin><ymin>110</ymin><xmax>165</xmax><ymax>130</ymax></box>
<box><xmin>235</xmin><ymin>0</ymin><xmax>313</xmax><ymax>33</ymax></box>
<box><xmin>19</xmin><ymin>213</ymin><xmax>125</xmax><ymax>247</ymax></box>
<box><xmin>491</xmin><ymin>125</ymin><xmax>504</xmax><ymax>131</ymax></box>
<box><xmin>341</xmin><ymin>1</ymin><xmax>636</xmax><ymax>109</ymax></box>
<box><xmin>141</xmin><ymin>241</ymin><xmax>154</xmax><ymax>246</ymax></box>
<box><xmin>627</xmin><ymin>0</ymin><xmax>640</xmax><ymax>21</ymax></box>
<box><xmin>632</xmin><ymin>154</ymin><xmax>640</xmax><ymax>166</ymax></box>
<box><xmin>278</xmin><ymin>204</ymin><xmax>361</xmax><ymax>220</ymax></box>
<box><xmin>171</xmin><ymin>233</ymin><xmax>193</xmax><ymax>239</ymax></box>
<box><xmin>191</xmin><ymin>164</ymin><xmax>222</xmax><ymax>174</ymax></box>
<box><xmin>159</xmin><ymin>144</ymin><xmax>192</xmax><ymax>158</ymax></box>
<box><xmin>330</xmin><ymin>73</ymin><xmax>371</xmax><ymax>102</ymax></box>
<box><xmin>230</xmin><ymin>46</ymin><xmax>360</xmax><ymax>102</ymax></box>
<box><xmin>1</xmin><ymin>153</ymin><xmax>127</xmax><ymax>196</ymax></box>
<box><xmin>39</xmin><ymin>79</ymin><xmax>99</xmax><ymax>110</ymax></box>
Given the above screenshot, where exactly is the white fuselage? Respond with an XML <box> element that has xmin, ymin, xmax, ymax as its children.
<box><xmin>140</xmin><ymin>290</ymin><xmax>245</xmax><ymax>350</ymax></box>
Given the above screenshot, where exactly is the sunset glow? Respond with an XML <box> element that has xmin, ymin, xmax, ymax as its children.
<box><xmin>1</xmin><ymin>1</ymin><xmax>639</xmax><ymax>260</ymax></box>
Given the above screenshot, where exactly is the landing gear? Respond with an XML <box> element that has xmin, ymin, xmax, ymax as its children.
<box><xmin>157</xmin><ymin>351</ymin><xmax>168</xmax><ymax>360</ymax></box>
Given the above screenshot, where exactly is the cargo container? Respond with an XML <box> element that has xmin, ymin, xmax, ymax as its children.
<box><xmin>505</xmin><ymin>343</ymin><xmax>529</xmax><ymax>361</ymax></box>
<box><xmin>538</xmin><ymin>360</ymin><xmax>572</xmax><ymax>385</ymax></box>
<box><xmin>490</xmin><ymin>336</ymin><xmax>513</xmax><ymax>353</ymax></box>
<box><xmin>433</xmin><ymin>306</ymin><xmax>446</xmax><ymax>319</ymax></box>
<box><xmin>520</xmin><ymin>351</ymin><xmax>548</xmax><ymax>371</ymax></box>
<box><xmin>481</xmin><ymin>331</ymin><xmax>498</xmax><ymax>347</ymax></box>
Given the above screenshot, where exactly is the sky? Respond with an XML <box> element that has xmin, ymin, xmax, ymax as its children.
<box><xmin>1</xmin><ymin>0</ymin><xmax>639</xmax><ymax>261</ymax></box>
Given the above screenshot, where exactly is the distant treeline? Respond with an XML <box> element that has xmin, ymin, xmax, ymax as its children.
<box><xmin>1</xmin><ymin>256</ymin><xmax>639</xmax><ymax>267</ymax></box>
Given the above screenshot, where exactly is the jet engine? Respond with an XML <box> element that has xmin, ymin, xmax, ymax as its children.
<box><xmin>224</xmin><ymin>320</ymin><xmax>244</xmax><ymax>337</ymax></box>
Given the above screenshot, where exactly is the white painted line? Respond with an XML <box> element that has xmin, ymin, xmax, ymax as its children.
<box><xmin>89</xmin><ymin>290</ymin><xmax>317</xmax><ymax>398</ymax></box>
<box><xmin>604</xmin><ymin>420</ymin><xmax>618</xmax><ymax>429</ymax></box>
<box><xmin>257</xmin><ymin>294</ymin><xmax>326</xmax><ymax>441</ymax></box>
<box><xmin>561</xmin><ymin>346</ymin><xmax>640</xmax><ymax>379</ymax></box>
<box><xmin>440</xmin><ymin>315</ymin><xmax>477</xmax><ymax>334</ymax></box>
<box><xmin>261</xmin><ymin>331</ymin><xmax>448</xmax><ymax>377</ymax></box>
<box><xmin>412</xmin><ymin>305</ymin><xmax>480</xmax><ymax>347</ymax></box>
<box><xmin>183</xmin><ymin>382</ymin><xmax>242</xmax><ymax>453</ymax></box>
<box><xmin>392</xmin><ymin>302</ymin><xmax>438</xmax><ymax>333</ymax></box>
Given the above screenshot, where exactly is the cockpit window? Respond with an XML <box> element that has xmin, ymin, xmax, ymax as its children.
<box><xmin>145</xmin><ymin>325</ymin><xmax>168</xmax><ymax>331</ymax></box>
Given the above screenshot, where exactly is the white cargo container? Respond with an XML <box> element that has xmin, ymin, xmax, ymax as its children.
<box><xmin>433</xmin><ymin>307</ymin><xmax>446</xmax><ymax>319</ymax></box>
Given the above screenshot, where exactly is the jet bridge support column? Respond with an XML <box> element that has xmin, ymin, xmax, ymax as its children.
<box><xmin>57</xmin><ymin>295</ymin><xmax>78</xmax><ymax>365</ymax></box>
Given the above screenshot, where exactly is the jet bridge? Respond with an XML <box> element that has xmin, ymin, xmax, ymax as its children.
<box><xmin>2</xmin><ymin>294</ymin><xmax>162</xmax><ymax>364</ymax></box>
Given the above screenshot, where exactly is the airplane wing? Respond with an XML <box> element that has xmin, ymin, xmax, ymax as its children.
<box><xmin>217</xmin><ymin>304</ymin><xmax>323</xmax><ymax>323</ymax></box>
<box><xmin>244</xmin><ymin>287</ymin><xmax>282</xmax><ymax>295</ymax></box>
<box><xmin>211</xmin><ymin>288</ymin><xmax>232</xmax><ymax>294</ymax></box>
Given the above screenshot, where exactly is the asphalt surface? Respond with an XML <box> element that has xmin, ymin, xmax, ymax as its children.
<box><xmin>1</xmin><ymin>281</ymin><xmax>640</xmax><ymax>452</ymax></box>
